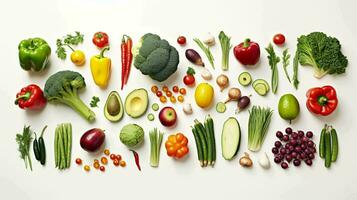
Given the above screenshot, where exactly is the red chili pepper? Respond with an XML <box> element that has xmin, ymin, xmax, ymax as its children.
<box><xmin>130</xmin><ymin>150</ymin><xmax>141</xmax><ymax>171</ymax></box>
<box><xmin>121</xmin><ymin>35</ymin><xmax>128</xmax><ymax>90</ymax></box>
<box><xmin>233</xmin><ymin>38</ymin><xmax>260</xmax><ymax>65</ymax></box>
<box><xmin>92</xmin><ymin>32</ymin><xmax>109</xmax><ymax>48</ymax></box>
<box><xmin>124</xmin><ymin>36</ymin><xmax>133</xmax><ymax>85</ymax></box>
<box><xmin>306</xmin><ymin>85</ymin><xmax>338</xmax><ymax>116</ymax></box>
<box><xmin>15</xmin><ymin>84</ymin><xmax>46</xmax><ymax>110</ymax></box>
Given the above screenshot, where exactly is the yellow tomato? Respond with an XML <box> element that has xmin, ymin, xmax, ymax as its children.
<box><xmin>195</xmin><ymin>83</ymin><xmax>214</xmax><ymax>108</ymax></box>
<box><xmin>71</xmin><ymin>50</ymin><xmax>86</xmax><ymax>66</ymax></box>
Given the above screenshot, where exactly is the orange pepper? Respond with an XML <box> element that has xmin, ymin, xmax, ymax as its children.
<box><xmin>165</xmin><ymin>133</ymin><xmax>189</xmax><ymax>159</ymax></box>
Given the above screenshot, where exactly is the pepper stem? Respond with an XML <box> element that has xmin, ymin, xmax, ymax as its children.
<box><xmin>15</xmin><ymin>92</ymin><xmax>31</xmax><ymax>105</ymax></box>
<box><xmin>40</xmin><ymin>125</ymin><xmax>48</xmax><ymax>137</ymax></box>
<box><xmin>243</xmin><ymin>38</ymin><xmax>251</xmax><ymax>48</ymax></box>
<box><xmin>99</xmin><ymin>46</ymin><xmax>110</xmax><ymax>58</ymax></box>
<box><xmin>318</xmin><ymin>95</ymin><xmax>328</xmax><ymax>106</ymax></box>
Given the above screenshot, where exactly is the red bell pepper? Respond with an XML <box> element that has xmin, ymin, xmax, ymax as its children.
<box><xmin>233</xmin><ymin>38</ymin><xmax>260</xmax><ymax>65</ymax></box>
<box><xmin>306</xmin><ymin>85</ymin><xmax>338</xmax><ymax>116</ymax></box>
<box><xmin>15</xmin><ymin>84</ymin><xmax>47</xmax><ymax>110</ymax></box>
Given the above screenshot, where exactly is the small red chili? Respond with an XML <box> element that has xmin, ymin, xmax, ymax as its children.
<box><xmin>130</xmin><ymin>150</ymin><xmax>141</xmax><ymax>171</ymax></box>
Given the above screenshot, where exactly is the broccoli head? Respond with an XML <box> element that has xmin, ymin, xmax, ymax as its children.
<box><xmin>44</xmin><ymin>70</ymin><xmax>95</xmax><ymax>122</ymax></box>
<box><xmin>296</xmin><ymin>32</ymin><xmax>348</xmax><ymax>78</ymax></box>
<box><xmin>133</xmin><ymin>33</ymin><xmax>179</xmax><ymax>82</ymax></box>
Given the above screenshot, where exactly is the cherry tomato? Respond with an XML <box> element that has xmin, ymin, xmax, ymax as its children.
<box><xmin>166</xmin><ymin>91</ymin><xmax>172</xmax><ymax>97</ymax></box>
<box><xmin>94</xmin><ymin>159</ymin><xmax>99</xmax><ymax>163</ymax></box>
<box><xmin>156</xmin><ymin>91</ymin><xmax>163</xmax><ymax>97</ymax></box>
<box><xmin>177</xmin><ymin>36</ymin><xmax>186</xmax><ymax>45</ymax></box>
<box><xmin>172</xmin><ymin>86</ymin><xmax>179</xmax><ymax>93</ymax></box>
<box><xmin>101</xmin><ymin>157</ymin><xmax>108</xmax><ymax>165</ymax></box>
<box><xmin>179</xmin><ymin>88</ymin><xmax>186</xmax><ymax>95</ymax></box>
<box><xmin>103</xmin><ymin>149</ymin><xmax>110</xmax><ymax>155</ymax></box>
<box><xmin>93</xmin><ymin>162</ymin><xmax>100</xmax><ymax>169</ymax></box>
<box><xmin>110</xmin><ymin>154</ymin><xmax>116</xmax><ymax>160</ymax></box>
<box><xmin>162</xmin><ymin>86</ymin><xmax>169</xmax><ymax>92</ymax></box>
<box><xmin>183</xmin><ymin>75</ymin><xmax>195</xmax><ymax>86</ymax></box>
<box><xmin>99</xmin><ymin>166</ymin><xmax>105</xmax><ymax>172</ymax></box>
<box><xmin>75</xmin><ymin>158</ymin><xmax>82</xmax><ymax>165</ymax></box>
<box><xmin>119</xmin><ymin>160</ymin><xmax>126</xmax><ymax>167</ymax></box>
<box><xmin>113</xmin><ymin>159</ymin><xmax>120</xmax><ymax>166</ymax></box>
<box><xmin>84</xmin><ymin>165</ymin><xmax>90</xmax><ymax>171</ymax></box>
<box><xmin>116</xmin><ymin>154</ymin><xmax>122</xmax><ymax>161</ymax></box>
<box><xmin>151</xmin><ymin>85</ymin><xmax>158</xmax><ymax>93</ymax></box>
<box><xmin>160</xmin><ymin>96</ymin><xmax>167</xmax><ymax>103</ymax></box>
<box><xmin>170</xmin><ymin>96</ymin><xmax>176</xmax><ymax>103</ymax></box>
<box><xmin>177</xmin><ymin>95</ymin><xmax>184</xmax><ymax>102</ymax></box>
<box><xmin>273</xmin><ymin>33</ymin><xmax>286</xmax><ymax>45</ymax></box>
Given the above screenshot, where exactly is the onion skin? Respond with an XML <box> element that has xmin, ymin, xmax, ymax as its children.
<box><xmin>239</xmin><ymin>152</ymin><xmax>253</xmax><ymax>167</ymax></box>
<box><xmin>185</xmin><ymin>49</ymin><xmax>205</xmax><ymax>66</ymax></box>
<box><xmin>224</xmin><ymin>88</ymin><xmax>241</xmax><ymax>103</ymax></box>
<box><xmin>216</xmin><ymin>74</ymin><xmax>229</xmax><ymax>92</ymax></box>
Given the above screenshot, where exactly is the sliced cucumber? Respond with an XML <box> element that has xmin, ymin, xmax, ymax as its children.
<box><xmin>216</xmin><ymin>102</ymin><xmax>226</xmax><ymax>113</ymax></box>
<box><xmin>221</xmin><ymin>117</ymin><xmax>241</xmax><ymax>160</ymax></box>
<box><xmin>253</xmin><ymin>79</ymin><xmax>270</xmax><ymax>91</ymax></box>
<box><xmin>151</xmin><ymin>103</ymin><xmax>159</xmax><ymax>111</ymax></box>
<box><xmin>238</xmin><ymin>72</ymin><xmax>252</xmax><ymax>86</ymax></box>
<box><xmin>147</xmin><ymin>113</ymin><xmax>155</xmax><ymax>121</ymax></box>
<box><xmin>254</xmin><ymin>83</ymin><xmax>268</xmax><ymax>96</ymax></box>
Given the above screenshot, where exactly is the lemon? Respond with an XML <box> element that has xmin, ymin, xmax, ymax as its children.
<box><xmin>195</xmin><ymin>83</ymin><xmax>214</xmax><ymax>108</ymax></box>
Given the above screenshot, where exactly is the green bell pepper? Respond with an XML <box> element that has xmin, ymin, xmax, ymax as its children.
<box><xmin>18</xmin><ymin>38</ymin><xmax>51</xmax><ymax>72</ymax></box>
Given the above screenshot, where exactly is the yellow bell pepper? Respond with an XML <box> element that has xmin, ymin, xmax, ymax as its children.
<box><xmin>90</xmin><ymin>47</ymin><xmax>111</xmax><ymax>88</ymax></box>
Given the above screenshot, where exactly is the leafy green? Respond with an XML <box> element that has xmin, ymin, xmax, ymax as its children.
<box><xmin>44</xmin><ymin>70</ymin><xmax>95</xmax><ymax>122</ymax></box>
<box><xmin>248</xmin><ymin>106</ymin><xmax>273</xmax><ymax>152</ymax></box>
<box><xmin>218</xmin><ymin>31</ymin><xmax>232</xmax><ymax>71</ymax></box>
<box><xmin>16</xmin><ymin>126</ymin><xmax>33</xmax><ymax>170</ymax></box>
<box><xmin>90</xmin><ymin>96</ymin><xmax>100</xmax><ymax>108</ymax></box>
<box><xmin>265</xmin><ymin>43</ymin><xmax>280</xmax><ymax>94</ymax></box>
<box><xmin>295</xmin><ymin>32</ymin><xmax>348</xmax><ymax>79</ymax></box>
<box><xmin>282</xmin><ymin>49</ymin><xmax>291</xmax><ymax>83</ymax></box>
<box><xmin>292</xmin><ymin>49</ymin><xmax>299</xmax><ymax>89</ymax></box>
<box><xmin>194</xmin><ymin>38</ymin><xmax>215</xmax><ymax>69</ymax></box>
<box><xmin>56</xmin><ymin>32</ymin><xmax>84</xmax><ymax>60</ymax></box>
<box><xmin>149</xmin><ymin>128</ymin><xmax>164</xmax><ymax>167</ymax></box>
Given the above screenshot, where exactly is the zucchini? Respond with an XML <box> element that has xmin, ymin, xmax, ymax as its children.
<box><xmin>195</xmin><ymin>120</ymin><xmax>208</xmax><ymax>166</ymax></box>
<box><xmin>324</xmin><ymin>130</ymin><xmax>332</xmax><ymax>168</ymax></box>
<box><xmin>204</xmin><ymin>120</ymin><xmax>213</xmax><ymax>165</ymax></box>
<box><xmin>207</xmin><ymin>115</ymin><xmax>216</xmax><ymax>165</ymax></box>
<box><xmin>319</xmin><ymin>127</ymin><xmax>326</xmax><ymax>158</ymax></box>
<box><xmin>221</xmin><ymin>117</ymin><xmax>241</xmax><ymax>160</ymax></box>
<box><xmin>252</xmin><ymin>79</ymin><xmax>270</xmax><ymax>91</ymax></box>
<box><xmin>238</xmin><ymin>72</ymin><xmax>252</xmax><ymax>86</ymax></box>
<box><xmin>216</xmin><ymin>102</ymin><xmax>226</xmax><ymax>113</ymax></box>
<box><xmin>331</xmin><ymin>128</ymin><xmax>338</xmax><ymax>162</ymax></box>
<box><xmin>191</xmin><ymin>127</ymin><xmax>203</xmax><ymax>166</ymax></box>
<box><xmin>254</xmin><ymin>83</ymin><xmax>268</xmax><ymax>96</ymax></box>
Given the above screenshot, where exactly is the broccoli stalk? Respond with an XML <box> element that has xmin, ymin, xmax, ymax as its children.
<box><xmin>44</xmin><ymin>70</ymin><xmax>96</xmax><ymax>122</ymax></box>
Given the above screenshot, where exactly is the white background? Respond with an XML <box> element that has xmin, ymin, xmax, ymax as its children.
<box><xmin>1</xmin><ymin>0</ymin><xmax>356</xmax><ymax>199</ymax></box>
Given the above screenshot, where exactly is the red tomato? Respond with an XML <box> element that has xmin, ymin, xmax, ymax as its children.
<box><xmin>273</xmin><ymin>34</ymin><xmax>285</xmax><ymax>45</ymax></box>
<box><xmin>183</xmin><ymin>75</ymin><xmax>195</xmax><ymax>86</ymax></box>
<box><xmin>75</xmin><ymin>158</ymin><xmax>82</xmax><ymax>165</ymax></box>
<box><xmin>172</xmin><ymin>86</ymin><xmax>179</xmax><ymax>93</ymax></box>
<box><xmin>92</xmin><ymin>32</ymin><xmax>109</xmax><ymax>48</ymax></box>
<box><xmin>177</xmin><ymin>36</ymin><xmax>186</xmax><ymax>45</ymax></box>
<box><xmin>156</xmin><ymin>91</ymin><xmax>163</xmax><ymax>97</ymax></box>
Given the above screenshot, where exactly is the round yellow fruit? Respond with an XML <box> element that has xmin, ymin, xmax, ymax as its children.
<box><xmin>195</xmin><ymin>83</ymin><xmax>214</xmax><ymax>108</ymax></box>
<box><xmin>71</xmin><ymin>50</ymin><xmax>86</xmax><ymax>66</ymax></box>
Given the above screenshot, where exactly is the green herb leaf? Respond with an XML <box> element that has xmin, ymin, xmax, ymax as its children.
<box><xmin>292</xmin><ymin>49</ymin><xmax>300</xmax><ymax>89</ymax></box>
<box><xmin>265</xmin><ymin>43</ymin><xmax>280</xmax><ymax>94</ymax></box>
<box><xmin>193</xmin><ymin>38</ymin><xmax>215</xmax><ymax>69</ymax></box>
<box><xmin>56</xmin><ymin>32</ymin><xmax>84</xmax><ymax>59</ymax></box>
<box><xmin>282</xmin><ymin>48</ymin><xmax>291</xmax><ymax>83</ymax></box>
<box><xmin>16</xmin><ymin>125</ymin><xmax>33</xmax><ymax>170</ymax></box>
<box><xmin>90</xmin><ymin>96</ymin><xmax>100</xmax><ymax>108</ymax></box>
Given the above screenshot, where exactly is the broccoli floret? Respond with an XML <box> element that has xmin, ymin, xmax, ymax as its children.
<box><xmin>133</xmin><ymin>33</ymin><xmax>180</xmax><ymax>82</ymax></box>
<box><xmin>296</xmin><ymin>32</ymin><xmax>348</xmax><ymax>78</ymax></box>
<box><xmin>150</xmin><ymin>47</ymin><xmax>179</xmax><ymax>81</ymax></box>
<box><xmin>44</xmin><ymin>70</ymin><xmax>95</xmax><ymax>122</ymax></box>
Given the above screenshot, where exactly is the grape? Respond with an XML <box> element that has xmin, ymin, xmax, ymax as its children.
<box><xmin>274</xmin><ymin>157</ymin><xmax>281</xmax><ymax>163</ymax></box>
<box><xmin>300</xmin><ymin>153</ymin><xmax>306</xmax><ymax>159</ymax></box>
<box><xmin>280</xmin><ymin>148</ymin><xmax>287</xmax><ymax>155</ymax></box>
<box><xmin>290</xmin><ymin>139</ymin><xmax>297</xmax><ymax>146</ymax></box>
<box><xmin>301</xmin><ymin>144</ymin><xmax>307</xmax><ymax>150</ymax></box>
<box><xmin>285</xmin><ymin>127</ymin><xmax>293</xmax><ymax>134</ymax></box>
<box><xmin>305</xmin><ymin>159</ymin><xmax>313</xmax><ymax>166</ymax></box>
<box><xmin>285</xmin><ymin>149</ymin><xmax>291</xmax><ymax>155</ymax></box>
<box><xmin>281</xmin><ymin>162</ymin><xmax>289</xmax><ymax>169</ymax></box>
<box><xmin>276</xmin><ymin>131</ymin><xmax>283</xmax><ymax>138</ymax></box>
<box><xmin>304</xmin><ymin>149</ymin><xmax>311</xmax><ymax>155</ymax></box>
<box><xmin>282</xmin><ymin>135</ymin><xmax>289</xmax><ymax>142</ymax></box>
<box><xmin>272</xmin><ymin>147</ymin><xmax>279</xmax><ymax>154</ymax></box>
<box><xmin>307</xmin><ymin>141</ymin><xmax>314</xmax><ymax>147</ymax></box>
<box><xmin>293</xmin><ymin>159</ymin><xmax>301</xmax><ymax>166</ymax></box>
<box><xmin>291</xmin><ymin>152</ymin><xmax>297</xmax><ymax>158</ymax></box>
<box><xmin>275</xmin><ymin>141</ymin><xmax>282</xmax><ymax>148</ymax></box>
<box><xmin>286</xmin><ymin>155</ymin><xmax>292</xmax><ymax>162</ymax></box>
<box><xmin>298</xmin><ymin>131</ymin><xmax>304</xmax><ymax>138</ymax></box>
<box><xmin>308</xmin><ymin>153</ymin><xmax>315</xmax><ymax>159</ymax></box>
<box><xmin>292</xmin><ymin>133</ymin><xmax>298</xmax><ymax>139</ymax></box>
<box><xmin>310</xmin><ymin>147</ymin><xmax>317</xmax><ymax>153</ymax></box>
<box><xmin>295</xmin><ymin>146</ymin><xmax>302</xmax><ymax>153</ymax></box>
<box><xmin>288</xmin><ymin>146</ymin><xmax>294</xmax><ymax>151</ymax></box>
<box><xmin>306</xmin><ymin>131</ymin><xmax>313</xmax><ymax>138</ymax></box>
<box><xmin>302</xmin><ymin>136</ymin><xmax>309</xmax><ymax>142</ymax></box>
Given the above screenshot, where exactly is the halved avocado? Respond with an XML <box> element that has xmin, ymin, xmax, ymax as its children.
<box><xmin>104</xmin><ymin>91</ymin><xmax>124</xmax><ymax>122</ymax></box>
<box><xmin>125</xmin><ymin>88</ymin><xmax>148</xmax><ymax>118</ymax></box>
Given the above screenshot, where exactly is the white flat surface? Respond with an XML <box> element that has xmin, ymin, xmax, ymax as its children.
<box><xmin>1</xmin><ymin>0</ymin><xmax>357</xmax><ymax>199</ymax></box>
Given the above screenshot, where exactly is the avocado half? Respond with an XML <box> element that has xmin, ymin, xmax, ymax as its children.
<box><xmin>124</xmin><ymin>88</ymin><xmax>148</xmax><ymax>118</ymax></box>
<box><xmin>104</xmin><ymin>91</ymin><xmax>124</xmax><ymax>122</ymax></box>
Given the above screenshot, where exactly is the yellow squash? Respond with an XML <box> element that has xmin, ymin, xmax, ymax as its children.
<box><xmin>195</xmin><ymin>83</ymin><xmax>214</xmax><ymax>108</ymax></box>
<box><xmin>90</xmin><ymin>47</ymin><xmax>111</xmax><ymax>88</ymax></box>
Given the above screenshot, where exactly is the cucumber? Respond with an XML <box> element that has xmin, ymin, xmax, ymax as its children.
<box><xmin>216</xmin><ymin>102</ymin><xmax>226</xmax><ymax>113</ymax></box>
<box><xmin>207</xmin><ymin>115</ymin><xmax>216</xmax><ymax>165</ymax></box>
<box><xmin>204</xmin><ymin>120</ymin><xmax>213</xmax><ymax>165</ymax></box>
<box><xmin>238</xmin><ymin>72</ymin><xmax>252</xmax><ymax>86</ymax></box>
<box><xmin>195</xmin><ymin>121</ymin><xmax>208</xmax><ymax>166</ymax></box>
<box><xmin>319</xmin><ymin>127</ymin><xmax>326</xmax><ymax>158</ymax></box>
<box><xmin>331</xmin><ymin>128</ymin><xmax>338</xmax><ymax>162</ymax></box>
<box><xmin>324</xmin><ymin>130</ymin><xmax>332</xmax><ymax>168</ymax></box>
<box><xmin>221</xmin><ymin>117</ymin><xmax>241</xmax><ymax>160</ymax></box>
<box><xmin>147</xmin><ymin>113</ymin><xmax>155</xmax><ymax>121</ymax></box>
<box><xmin>254</xmin><ymin>83</ymin><xmax>268</xmax><ymax>96</ymax></box>
<box><xmin>151</xmin><ymin>103</ymin><xmax>159</xmax><ymax>111</ymax></box>
<box><xmin>191</xmin><ymin>127</ymin><xmax>203</xmax><ymax>166</ymax></box>
<box><xmin>252</xmin><ymin>79</ymin><xmax>270</xmax><ymax>91</ymax></box>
